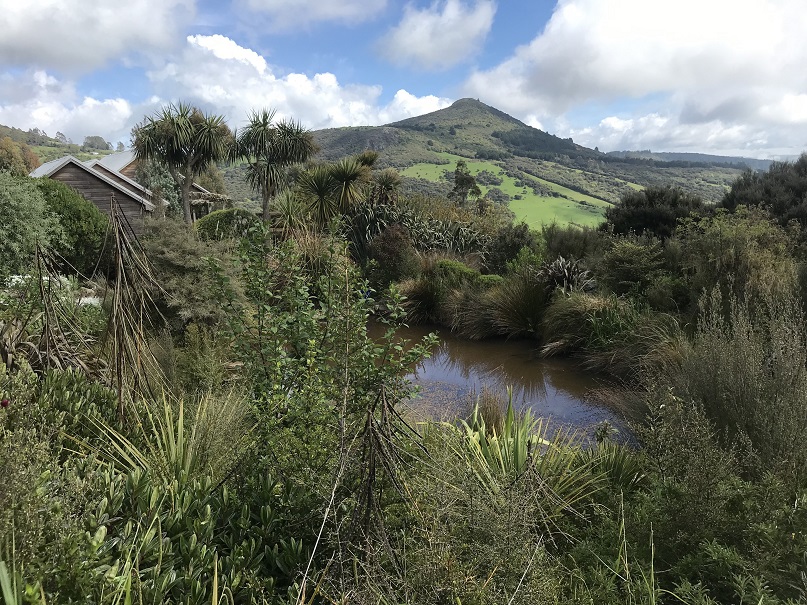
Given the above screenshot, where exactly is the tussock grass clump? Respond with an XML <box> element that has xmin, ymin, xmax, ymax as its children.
<box><xmin>541</xmin><ymin>293</ymin><xmax>683</xmax><ymax>381</ymax></box>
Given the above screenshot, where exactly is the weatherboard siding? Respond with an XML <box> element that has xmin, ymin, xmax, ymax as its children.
<box><xmin>51</xmin><ymin>163</ymin><xmax>149</xmax><ymax>233</ymax></box>
<box><xmin>92</xmin><ymin>164</ymin><xmax>154</xmax><ymax>204</ymax></box>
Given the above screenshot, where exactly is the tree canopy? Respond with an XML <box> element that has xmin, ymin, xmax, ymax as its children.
<box><xmin>604</xmin><ymin>185</ymin><xmax>704</xmax><ymax>239</ymax></box>
<box><xmin>236</xmin><ymin>109</ymin><xmax>317</xmax><ymax>221</ymax></box>
<box><xmin>132</xmin><ymin>102</ymin><xmax>233</xmax><ymax>223</ymax></box>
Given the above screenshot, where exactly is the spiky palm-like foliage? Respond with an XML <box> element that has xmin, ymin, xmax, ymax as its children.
<box><xmin>330</xmin><ymin>156</ymin><xmax>370</xmax><ymax>214</ymax></box>
<box><xmin>132</xmin><ymin>102</ymin><xmax>233</xmax><ymax>224</ymax></box>
<box><xmin>235</xmin><ymin>109</ymin><xmax>317</xmax><ymax>221</ymax></box>
<box><xmin>297</xmin><ymin>164</ymin><xmax>340</xmax><ymax>227</ymax></box>
<box><xmin>368</xmin><ymin>167</ymin><xmax>401</xmax><ymax>207</ymax></box>
<box><xmin>448</xmin><ymin>392</ymin><xmax>604</xmax><ymax>536</ymax></box>
<box><xmin>538</xmin><ymin>255</ymin><xmax>595</xmax><ymax>295</ymax></box>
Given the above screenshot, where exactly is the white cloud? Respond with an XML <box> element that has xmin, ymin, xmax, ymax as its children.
<box><xmin>0</xmin><ymin>70</ymin><xmax>140</xmax><ymax>144</ymax></box>
<box><xmin>147</xmin><ymin>35</ymin><xmax>450</xmax><ymax>129</ymax></box>
<box><xmin>464</xmin><ymin>0</ymin><xmax>807</xmax><ymax>155</ymax></box>
<box><xmin>240</xmin><ymin>0</ymin><xmax>387</xmax><ymax>30</ymax></box>
<box><xmin>0</xmin><ymin>0</ymin><xmax>195</xmax><ymax>72</ymax></box>
<box><xmin>380</xmin><ymin>0</ymin><xmax>496</xmax><ymax>70</ymax></box>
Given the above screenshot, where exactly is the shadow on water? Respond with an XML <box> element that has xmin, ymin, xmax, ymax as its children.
<box><xmin>375</xmin><ymin>322</ymin><xmax>630</xmax><ymax>437</ymax></box>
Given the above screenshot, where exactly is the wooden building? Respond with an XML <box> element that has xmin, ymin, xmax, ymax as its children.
<box><xmin>30</xmin><ymin>156</ymin><xmax>155</xmax><ymax>231</ymax></box>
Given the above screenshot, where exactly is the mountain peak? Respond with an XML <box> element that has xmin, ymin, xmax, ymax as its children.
<box><xmin>387</xmin><ymin>97</ymin><xmax>526</xmax><ymax>130</ymax></box>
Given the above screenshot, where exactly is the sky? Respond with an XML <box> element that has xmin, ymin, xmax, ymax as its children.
<box><xmin>1</xmin><ymin>0</ymin><xmax>806</xmax><ymax>159</ymax></box>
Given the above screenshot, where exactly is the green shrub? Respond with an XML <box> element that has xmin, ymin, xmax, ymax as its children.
<box><xmin>599</xmin><ymin>237</ymin><xmax>665</xmax><ymax>297</ymax></box>
<box><xmin>542</xmin><ymin>222</ymin><xmax>607</xmax><ymax>262</ymax></box>
<box><xmin>541</xmin><ymin>293</ymin><xmax>682</xmax><ymax>380</ymax></box>
<box><xmin>0</xmin><ymin>173</ymin><xmax>62</xmax><ymax>278</ymax></box>
<box><xmin>674</xmin><ymin>206</ymin><xmax>797</xmax><ymax>307</ymax></box>
<box><xmin>195</xmin><ymin>207</ymin><xmax>259</xmax><ymax>241</ymax></box>
<box><xmin>604</xmin><ymin>185</ymin><xmax>704</xmax><ymax>239</ymax></box>
<box><xmin>484</xmin><ymin>221</ymin><xmax>541</xmax><ymax>275</ymax></box>
<box><xmin>142</xmin><ymin>218</ymin><xmax>242</xmax><ymax>328</ymax></box>
<box><xmin>672</xmin><ymin>289</ymin><xmax>807</xmax><ymax>485</ymax></box>
<box><xmin>366</xmin><ymin>223</ymin><xmax>421</xmax><ymax>288</ymax></box>
<box><xmin>36</xmin><ymin>178</ymin><xmax>109</xmax><ymax>275</ymax></box>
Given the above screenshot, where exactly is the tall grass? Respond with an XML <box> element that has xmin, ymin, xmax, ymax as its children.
<box><xmin>541</xmin><ymin>293</ymin><xmax>682</xmax><ymax>381</ymax></box>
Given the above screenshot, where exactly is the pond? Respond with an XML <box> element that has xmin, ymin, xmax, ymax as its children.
<box><xmin>380</xmin><ymin>323</ymin><xmax>629</xmax><ymax>437</ymax></box>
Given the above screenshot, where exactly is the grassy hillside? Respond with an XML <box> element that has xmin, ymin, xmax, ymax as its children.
<box><xmin>315</xmin><ymin>98</ymin><xmax>747</xmax><ymax>227</ymax></box>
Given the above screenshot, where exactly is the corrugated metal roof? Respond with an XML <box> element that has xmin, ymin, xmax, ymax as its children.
<box><xmin>97</xmin><ymin>150</ymin><xmax>136</xmax><ymax>172</ymax></box>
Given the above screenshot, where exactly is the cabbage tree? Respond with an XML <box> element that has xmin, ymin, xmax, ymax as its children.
<box><xmin>236</xmin><ymin>109</ymin><xmax>317</xmax><ymax>222</ymax></box>
<box><xmin>132</xmin><ymin>102</ymin><xmax>233</xmax><ymax>224</ymax></box>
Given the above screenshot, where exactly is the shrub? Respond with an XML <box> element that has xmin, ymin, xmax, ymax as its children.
<box><xmin>142</xmin><ymin>218</ymin><xmax>242</xmax><ymax>328</ymax></box>
<box><xmin>671</xmin><ymin>289</ymin><xmax>807</xmax><ymax>485</ymax></box>
<box><xmin>598</xmin><ymin>237</ymin><xmax>665</xmax><ymax>297</ymax></box>
<box><xmin>484</xmin><ymin>221</ymin><xmax>541</xmax><ymax>275</ymax></box>
<box><xmin>366</xmin><ymin>223</ymin><xmax>421</xmax><ymax>288</ymax></box>
<box><xmin>604</xmin><ymin>185</ymin><xmax>704</xmax><ymax>239</ymax></box>
<box><xmin>195</xmin><ymin>207</ymin><xmax>259</xmax><ymax>241</ymax></box>
<box><xmin>541</xmin><ymin>293</ymin><xmax>682</xmax><ymax>380</ymax></box>
<box><xmin>542</xmin><ymin>222</ymin><xmax>607</xmax><ymax>262</ymax></box>
<box><xmin>674</xmin><ymin>206</ymin><xmax>797</xmax><ymax>307</ymax></box>
<box><xmin>36</xmin><ymin>178</ymin><xmax>109</xmax><ymax>275</ymax></box>
<box><xmin>0</xmin><ymin>173</ymin><xmax>62</xmax><ymax>278</ymax></box>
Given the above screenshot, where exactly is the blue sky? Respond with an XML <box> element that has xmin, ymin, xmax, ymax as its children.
<box><xmin>1</xmin><ymin>0</ymin><xmax>806</xmax><ymax>158</ymax></box>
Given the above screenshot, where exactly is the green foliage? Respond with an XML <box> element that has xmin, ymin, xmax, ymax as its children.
<box><xmin>36</xmin><ymin>178</ymin><xmax>109</xmax><ymax>275</ymax></box>
<box><xmin>722</xmin><ymin>154</ymin><xmax>807</xmax><ymax>230</ymax></box>
<box><xmin>81</xmin><ymin>135</ymin><xmax>111</xmax><ymax>151</ymax></box>
<box><xmin>366</xmin><ymin>224</ymin><xmax>421</xmax><ymax>288</ymax></box>
<box><xmin>0</xmin><ymin>173</ymin><xmax>62</xmax><ymax>278</ymax></box>
<box><xmin>542</xmin><ymin>222</ymin><xmax>608</xmax><ymax>261</ymax></box>
<box><xmin>673</xmin><ymin>206</ymin><xmax>797</xmax><ymax>305</ymax></box>
<box><xmin>599</xmin><ymin>237</ymin><xmax>666</xmax><ymax>297</ymax></box>
<box><xmin>484</xmin><ymin>221</ymin><xmax>541</xmax><ymax>275</ymax></box>
<box><xmin>236</xmin><ymin>109</ymin><xmax>317</xmax><ymax>220</ymax></box>
<box><xmin>605</xmin><ymin>185</ymin><xmax>704</xmax><ymax>238</ymax></box>
<box><xmin>541</xmin><ymin>293</ymin><xmax>682</xmax><ymax>380</ymax></box>
<box><xmin>142</xmin><ymin>218</ymin><xmax>242</xmax><ymax>327</ymax></box>
<box><xmin>132</xmin><ymin>102</ymin><xmax>233</xmax><ymax>223</ymax></box>
<box><xmin>0</xmin><ymin>137</ymin><xmax>39</xmax><ymax>176</ymax></box>
<box><xmin>538</xmin><ymin>255</ymin><xmax>595</xmax><ymax>295</ymax></box>
<box><xmin>672</xmin><ymin>289</ymin><xmax>807</xmax><ymax>485</ymax></box>
<box><xmin>194</xmin><ymin>207</ymin><xmax>259</xmax><ymax>241</ymax></box>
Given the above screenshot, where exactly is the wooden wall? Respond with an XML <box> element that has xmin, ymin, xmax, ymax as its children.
<box><xmin>120</xmin><ymin>160</ymin><xmax>138</xmax><ymax>180</ymax></box>
<box><xmin>92</xmin><ymin>164</ymin><xmax>153</xmax><ymax>204</ymax></box>
<box><xmin>51</xmin><ymin>163</ymin><xmax>151</xmax><ymax>233</ymax></box>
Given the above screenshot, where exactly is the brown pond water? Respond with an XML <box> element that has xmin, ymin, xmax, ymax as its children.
<box><xmin>378</xmin><ymin>323</ymin><xmax>629</xmax><ymax>437</ymax></box>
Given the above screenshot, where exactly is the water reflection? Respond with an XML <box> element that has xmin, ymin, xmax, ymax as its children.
<box><xmin>379</xmin><ymin>323</ymin><xmax>626</xmax><ymax>433</ymax></box>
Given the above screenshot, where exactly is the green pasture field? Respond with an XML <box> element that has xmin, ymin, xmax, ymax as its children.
<box><xmin>401</xmin><ymin>152</ymin><xmax>610</xmax><ymax>228</ymax></box>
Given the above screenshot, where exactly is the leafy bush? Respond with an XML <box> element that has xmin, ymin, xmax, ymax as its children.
<box><xmin>598</xmin><ymin>237</ymin><xmax>666</xmax><ymax>297</ymax></box>
<box><xmin>142</xmin><ymin>218</ymin><xmax>242</xmax><ymax>328</ymax></box>
<box><xmin>672</xmin><ymin>289</ymin><xmax>807</xmax><ymax>485</ymax></box>
<box><xmin>484</xmin><ymin>221</ymin><xmax>541</xmax><ymax>275</ymax></box>
<box><xmin>366</xmin><ymin>223</ymin><xmax>421</xmax><ymax>288</ymax></box>
<box><xmin>0</xmin><ymin>173</ymin><xmax>62</xmax><ymax>278</ymax></box>
<box><xmin>722</xmin><ymin>153</ymin><xmax>807</xmax><ymax>230</ymax></box>
<box><xmin>36</xmin><ymin>178</ymin><xmax>109</xmax><ymax>275</ymax></box>
<box><xmin>674</xmin><ymin>206</ymin><xmax>797</xmax><ymax>306</ymax></box>
<box><xmin>195</xmin><ymin>207</ymin><xmax>259</xmax><ymax>241</ymax></box>
<box><xmin>605</xmin><ymin>185</ymin><xmax>704</xmax><ymax>239</ymax></box>
<box><xmin>541</xmin><ymin>293</ymin><xmax>682</xmax><ymax>380</ymax></box>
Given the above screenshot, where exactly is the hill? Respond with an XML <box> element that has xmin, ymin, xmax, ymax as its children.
<box><xmin>607</xmin><ymin>150</ymin><xmax>772</xmax><ymax>171</ymax></box>
<box><xmin>314</xmin><ymin>98</ymin><xmax>748</xmax><ymax>228</ymax></box>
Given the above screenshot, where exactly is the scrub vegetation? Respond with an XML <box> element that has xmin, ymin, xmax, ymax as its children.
<box><xmin>2</xmin><ymin>103</ymin><xmax>807</xmax><ymax>605</ymax></box>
